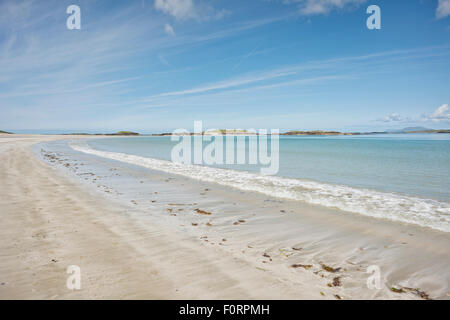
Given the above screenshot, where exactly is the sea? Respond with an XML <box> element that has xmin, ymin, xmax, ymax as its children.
<box><xmin>68</xmin><ymin>134</ymin><xmax>450</xmax><ymax>232</ymax></box>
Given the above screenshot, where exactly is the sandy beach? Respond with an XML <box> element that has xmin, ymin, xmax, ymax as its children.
<box><xmin>0</xmin><ymin>135</ymin><xmax>318</xmax><ymax>299</ymax></box>
<box><xmin>0</xmin><ymin>135</ymin><xmax>449</xmax><ymax>300</ymax></box>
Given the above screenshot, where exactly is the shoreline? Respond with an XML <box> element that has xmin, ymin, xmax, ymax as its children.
<box><xmin>71</xmin><ymin>137</ymin><xmax>450</xmax><ymax>233</ymax></box>
<box><xmin>1</xmin><ymin>135</ymin><xmax>449</xmax><ymax>299</ymax></box>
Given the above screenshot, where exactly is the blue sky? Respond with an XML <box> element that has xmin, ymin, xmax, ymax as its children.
<box><xmin>0</xmin><ymin>0</ymin><xmax>449</xmax><ymax>133</ymax></box>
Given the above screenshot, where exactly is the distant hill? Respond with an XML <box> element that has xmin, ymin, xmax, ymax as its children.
<box><xmin>402</xmin><ymin>127</ymin><xmax>431</xmax><ymax>132</ymax></box>
<box><xmin>0</xmin><ymin>130</ymin><xmax>12</xmax><ymax>134</ymax></box>
<box><xmin>387</xmin><ymin>127</ymin><xmax>430</xmax><ymax>133</ymax></box>
<box><xmin>386</xmin><ymin>127</ymin><xmax>450</xmax><ymax>134</ymax></box>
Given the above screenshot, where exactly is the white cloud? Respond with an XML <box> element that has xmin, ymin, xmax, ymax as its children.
<box><xmin>164</xmin><ymin>23</ymin><xmax>176</xmax><ymax>36</ymax></box>
<box><xmin>283</xmin><ymin>0</ymin><xmax>367</xmax><ymax>15</ymax></box>
<box><xmin>154</xmin><ymin>0</ymin><xmax>228</xmax><ymax>21</ymax></box>
<box><xmin>378</xmin><ymin>105</ymin><xmax>450</xmax><ymax>124</ymax></box>
<box><xmin>154</xmin><ymin>0</ymin><xmax>195</xmax><ymax>20</ymax></box>
<box><xmin>437</xmin><ymin>0</ymin><xmax>450</xmax><ymax>19</ymax></box>
<box><xmin>427</xmin><ymin>104</ymin><xmax>450</xmax><ymax>122</ymax></box>
<box><xmin>378</xmin><ymin>113</ymin><xmax>405</xmax><ymax>123</ymax></box>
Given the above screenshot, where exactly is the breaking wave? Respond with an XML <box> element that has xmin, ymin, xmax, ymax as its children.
<box><xmin>70</xmin><ymin>142</ymin><xmax>450</xmax><ymax>233</ymax></box>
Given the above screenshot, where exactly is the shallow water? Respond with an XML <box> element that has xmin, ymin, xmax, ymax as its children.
<box><xmin>82</xmin><ymin>134</ymin><xmax>450</xmax><ymax>232</ymax></box>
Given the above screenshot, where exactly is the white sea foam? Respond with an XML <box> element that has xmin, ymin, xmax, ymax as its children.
<box><xmin>70</xmin><ymin>142</ymin><xmax>450</xmax><ymax>233</ymax></box>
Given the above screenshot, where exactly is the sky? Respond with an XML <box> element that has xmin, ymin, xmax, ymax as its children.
<box><xmin>0</xmin><ymin>0</ymin><xmax>449</xmax><ymax>133</ymax></box>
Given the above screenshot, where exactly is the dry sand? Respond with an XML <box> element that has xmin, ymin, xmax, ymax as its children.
<box><xmin>0</xmin><ymin>135</ymin><xmax>321</xmax><ymax>299</ymax></box>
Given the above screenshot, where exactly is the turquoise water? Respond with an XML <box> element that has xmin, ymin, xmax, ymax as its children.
<box><xmin>74</xmin><ymin>134</ymin><xmax>450</xmax><ymax>231</ymax></box>
<box><xmin>88</xmin><ymin>134</ymin><xmax>450</xmax><ymax>201</ymax></box>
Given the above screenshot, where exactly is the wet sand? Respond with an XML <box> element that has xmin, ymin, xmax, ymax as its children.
<box><xmin>0</xmin><ymin>135</ymin><xmax>449</xmax><ymax>299</ymax></box>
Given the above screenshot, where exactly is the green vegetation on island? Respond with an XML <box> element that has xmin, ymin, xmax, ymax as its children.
<box><xmin>107</xmin><ymin>131</ymin><xmax>140</xmax><ymax>136</ymax></box>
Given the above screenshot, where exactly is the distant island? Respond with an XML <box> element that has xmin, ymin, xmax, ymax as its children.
<box><xmin>63</xmin><ymin>131</ymin><xmax>140</xmax><ymax>136</ymax></box>
<box><xmin>106</xmin><ymin>131</ymin><xmax>140</xmax><ymax>136</ymax></box>
<box><xmin>387</xmin><ymin>127</ymin><xmax>450</xmax><ymax>134</ymax></box>
<box><xmin>150</xmin><ymin>129</ymin><xmax>256</xmax><ymax>136</ymax></box>
<box><xmin>1</xmin><ymin>128</ymin><xmax>449</xmax><ymax>136</ymax></box>
<box><xmin>282</xmin><ymin>130</ymin><xmax>357</xmax><ymax>136</ymax></box>
<box><xmin>281</xmin><ymin>128</ymin><xmax>450</xmax><ymax>136</ymax></box>
<box><xmin>1</xmin><ymin>130</ymin><xmax>141</xmax><ymax>136</ymax></box>
<box><xmin>149</xmin><ymin>128</ymin><xmax>450</xmax><ymax>136</ymax></box>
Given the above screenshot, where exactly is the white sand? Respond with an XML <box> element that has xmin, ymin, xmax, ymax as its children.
<box><xmin>0</xmin><ymin>135</ymin><xmax>449</xmax><ymax>300</ymax></box>
<box><xmin>0</xmin><ymin>135</ymin><xmax>322</xmax><ymax>299</ymax></box>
